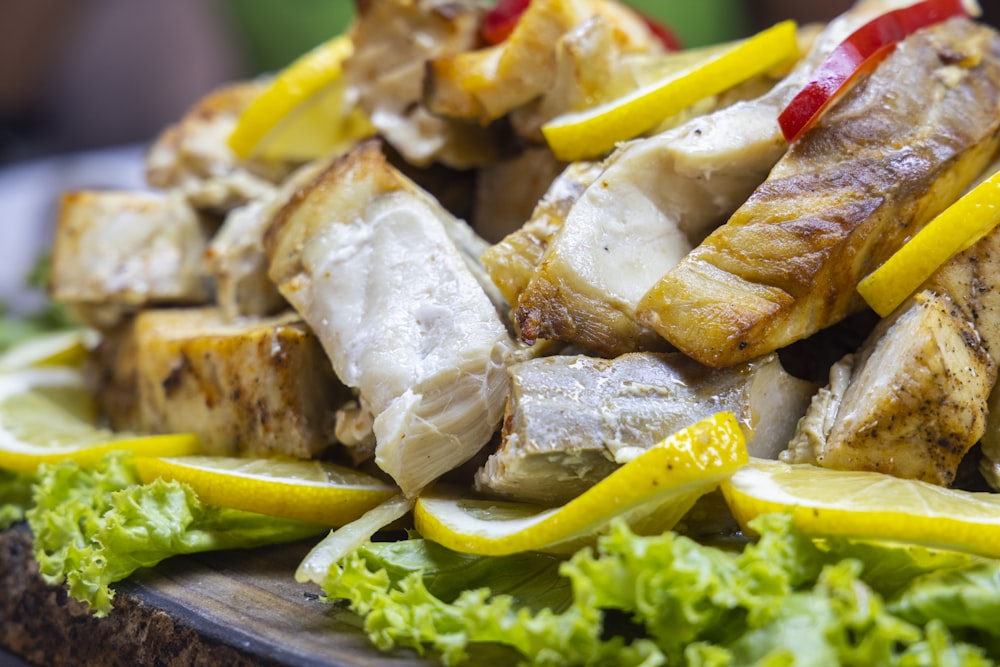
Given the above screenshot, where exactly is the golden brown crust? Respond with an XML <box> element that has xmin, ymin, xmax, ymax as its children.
<box><xmin>638</xmin><ymin>19</ymin><xmax>1000</xmax><ymax>367</ymax></box>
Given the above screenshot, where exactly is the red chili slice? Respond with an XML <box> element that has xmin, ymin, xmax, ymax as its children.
<box><xmin>778</xmin><ymin>0</ymin><xmax>969</xmax><ymax>144</ymax></box>
<box><xmin>480</xmin><ymin>0</ymin><xmax>680</xmax><ymax>50</ymax></box>
<box><xmin>480</xmin><ymin>0</ymin><xmax>531</xmax><ymax>46</ymax></box>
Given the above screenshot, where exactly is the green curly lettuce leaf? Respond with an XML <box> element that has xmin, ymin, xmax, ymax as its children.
<box><xmin>26</xmin><ymin>452</ymin><xmax>327</xmax><ymax>616</ymax></box>
<box><xmin>320</xmin><ymin>513</ymin><xmax>996</xmax><ymax>666</ymax></box>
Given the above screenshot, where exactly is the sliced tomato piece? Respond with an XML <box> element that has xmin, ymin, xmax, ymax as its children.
<box><xmin>778</xmin><ymin>0</ymin><xmax>969</xmax><ymax>143</ymax></box>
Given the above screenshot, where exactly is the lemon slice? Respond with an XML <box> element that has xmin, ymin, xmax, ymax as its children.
<box><xmin>541</xmin><ymin>20</ymin><xmax>798</xmax><ymax>162</ymax></box>
<box><xmin>0</xmin><ymin>366</ymin><xmax>201</xmax><ymax>472</ymax></box>
<box><xmin>414</xmin><ymin>411</ymin><xmax>748</xmax><ymax>556</ymax></box>
<box><xmin>228</xmin><ymin>34</ymin><xmax>374</xmax><ymax>161</ymax></box>
<box><xmin>722</xmin><ymin>458</ymin><xmax>1000</xmax><ymax>558</ymax></box>
<box><xmin>0</xmin><ymin>329</ymin><xmax>98</xmax><ymax>372</ymax></box>
<box><xmin>135</xmin><ymin>455</ymin><xmax>398</xmax><ymax>526</ymax></box>
<box><xmin>858</xmin><ymin>169</ymin><xmax>1000</xmax><ymax>317</ymax></box>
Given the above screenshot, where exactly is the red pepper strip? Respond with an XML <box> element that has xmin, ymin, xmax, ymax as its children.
<box><xmin>480</xmin><ymin>0</ymin><xmax>681</xmax><ymax>50</ymax></box>
<box><xmin>480</xmin><ymin>0</ymin><xmax>531</xmax><ymax>46</ymax></box>
<box><xmin>778</xmin><ymin>0</ymin><xmax>969</xmax><ymax>143</ymax></box>
<box><xmin>640</xmin><ymin>15</ymin><xmax>682</xmax><ymax>51</ymax></box>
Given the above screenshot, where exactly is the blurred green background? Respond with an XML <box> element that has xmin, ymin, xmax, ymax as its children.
<box><xmin>219</xmin><ymin>0</ymin><xmax>752</xmax><ymax>74</ymax></box>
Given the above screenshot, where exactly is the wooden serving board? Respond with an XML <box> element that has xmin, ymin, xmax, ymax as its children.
<box><xmin>0</xmin><ymin>523</ymin><xmax>436</xmax><ymax>667</ymax></box>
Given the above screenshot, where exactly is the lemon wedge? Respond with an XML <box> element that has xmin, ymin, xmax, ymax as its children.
<box><xmin>0</xmin><ymin>366</ymin><xmax>200</xmax><ymax>472</ymax></box>
<box><xmin>414</xmin><ymin>411</ymin><xmax>747</xmax><ymax>556</ymax></box>
<box><xmin>0</xmin><ymin>329</ymin><xmax>97</xmax><ymax>372</ymax></box>
<box><xmin>228</xmin><ymin>34</ymin><xmax>374</xmax><ymax>161</ymax></box>
<box><xmin>541</xmin><ymin>20</ymin><xmax>798</xmax><ymax>162</ymax></box>
<box><xmin>135</xmin><ymin>455</ymin><xmax>398</xmax><ymax>526</ymax></box>
<box><xmin>722</xmin><ymin>459</ymin><xmax>1000</xmax><ymax>558</ymax></box>
<box><xmin>857</xmin><ymin>168</ymin><xmax>1000</xmax><ymax>317</ymax></box>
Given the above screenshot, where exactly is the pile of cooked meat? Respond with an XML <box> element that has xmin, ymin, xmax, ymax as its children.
<box><xmin>47</xmin><ymin>0</ymin><xmax>1000</xmax><ymax>503</ymax></box>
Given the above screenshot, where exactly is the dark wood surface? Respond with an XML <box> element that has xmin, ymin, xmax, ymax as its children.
<box><xmin>0</xmin><ymin>523</ymin><xmax>436</xmax><ymax>667</ymax></box>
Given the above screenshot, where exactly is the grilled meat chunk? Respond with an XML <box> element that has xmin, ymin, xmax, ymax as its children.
<box><xmin>94</xmin><ymin>308</ymin><xmax>350</xmax><ymax>459</ymax></box>
<box><xmin>476</xmin><ymin>352</ymin><xmax>815</xmax><ymax>505</ymax></box>
<box><xmin>50</xmin><ymin>190</ymin><xmax>212</xmax><ymax>329</ymax></box>
<box><xmin>266</xmin><ymin>142</ymin><xmax>514</xmax><ymax>496</ymax></box>
<box><xmin>344</xmin><ymin>0</ymin><xmax>500</xmax><ymax>169</ymax></box>
<box><xmin>787</xmin><ymin>215</ymin><xmax>1000</xmax><ymax>486</ymax></box>
<box><xmin>787</xmin><ymin>295</ymin><xmax>994</xmax><ymax>485</ymax></box>
<box><xmin>145</xmin><ymin>82</ymin><xmax>293</xmax><ymax>213</ymax></box>
<box><xmin>425</xmin><ymin>0</ymin><xmax>661</xmax><ymax>129</ymax></box>
<box><xmin>513</xmin><ymin>2</ymin><xmax>893</xmax><ymax>358</ymax></box>
<box><xmin>639</xmin><ymin>18</ymin><xmax>1000</xmax><ymax>368</ymax></box>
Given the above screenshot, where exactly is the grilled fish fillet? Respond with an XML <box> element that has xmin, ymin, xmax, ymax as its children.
<box><xmin>786</xmin><ymin>179</ymin><xmax>1000</xmax><ymax>485</ymax></box>
<box><xmin>265</xmin><ymin>141</ymin><xmax>513</xmax><ymax>496</ymax></box>
<box><xmin>425</xmin><ymin>0</ymin><xmax>661</xmax><ymax>128</ymax></box>
<box><xmin>513</xmin><ymin>2</ymin><xmax>897</xmax><ymax>358</ymax></box>
<box><xmin>145</xmin><ymin>82</ymin><xmax>292</xmax><ymax>213</ymax></box>
<box><xmin>344</xmin><ymin>0</ymin><xmax>499</xmax><ymax>169</ymax></box>
<box><xmin>476</xmin><ymin>351</ymin><xmax>815</xmax><ymax>505</ymax></box>
<box><xmin>50</xmin><ymin>190</ymin><xmax>212</xmax><ymax>329</ymax></box>
<box><xmin>638</xmin><ymin>18</ymin><xmax>1000</xmax><ymax>368</ymax></box>
<box><xmin>94</xmin><ymin>308</ymin><xmax>350</xmax><ymax>459</ymax></box>
<box><xmin>786</xmin><ymin>293</ymin><xmax>995</xmax><ymax>486</ymax></box>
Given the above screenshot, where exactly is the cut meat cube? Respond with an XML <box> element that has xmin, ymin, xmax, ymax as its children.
<box><xmin>121</xmin><ymin>308</ymin><xmax>350</xmax><ymax>459</ymax></box>
<box><xmin>476</xmin><ymin>351</ymin><xmax>814</xmax><ymax>505</ymax></box>
<box><xmin>266</xmin><ymin>141</ymin><xmax>514</xmax><ymax>496</ymax></box>
<box><xmin>50</xmin><ymin>190</ymin><xmax>212</xmax><ymax>328</ymax></box>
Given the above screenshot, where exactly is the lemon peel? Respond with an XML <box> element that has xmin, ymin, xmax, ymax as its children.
<box><xmin>858</xmin><ymin>168</ymin><xmax>1000</xmax><ymax>317</ymax></box>
<box><xmin>541</xmin><ymin>20</ymin><xmax>799</xmax><ymax>162</ymax></box>
<box><xmin>0</xmin><ymin>329</ymin><xmax>97</xmax><ymax>372</ymax></box>
<box><xmin>722</xmin><ymin>458</ymin><xmax>1000</xmax><ymax>558</ymax></box>
<box><xmin>414</xmin><ymin>411</ymin><xmax>748</xmax><ymax>556</ymax></box>
<box><xmin>228</xmin><ymin>34</ymin><xmax>374</xmax><ymax>161</ymax></box>
<box><xmin>135</xmin><ymin>455</ymin><xmax>397</xmax><ymax>527</ymax></box>
<box><xmin>0</xmin><ymin>366</ymin><xmax>200</xmax><ymax>472</ymax></box>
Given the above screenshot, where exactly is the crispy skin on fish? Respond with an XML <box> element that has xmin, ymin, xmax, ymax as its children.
<box><xmin>50</xmin><ymin>190</ymin><xmax>213</xmax><ymax>329</ymax></box>
<box><xmin>476</xmin><ymin>352</ymin><xmax>814</xmax><ymax>505</ymax></box>
<box><xmin>265</xmin><ymin>141</ymin><xmax>513</xmax><ymax>496</ymax></box>
<box><xmin>638</xmin><ymin>18</ymin><xmax>1000</xmax><ymax>368</ymax></box>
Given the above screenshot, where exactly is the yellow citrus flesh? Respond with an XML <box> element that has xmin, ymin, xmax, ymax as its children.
<box><xmin>414</xmin><ymin>412</ymin><xmax>748</xmax><ymax>556</ymax></box>
<box><xmin>0</xmin><ymin>366</ymin><xmax>201</xmax><ymax>472</ymax></box>
<box><xmin>135</xmin><ymin>456</ymin><xmax>398</xmax><ymax>527</ymax></box>
<box><xmin>228</xmin><ymin>34</ymin><xmax>374</xmax><ymax>161</ymax></box>
<box><xmin>541</xmin><ymin>20</ymin><xmax>798</xmax><ymax>162</ymax></box>
<box><xmin>0</xmin><ymin>329</ymin><xmax>98</xmax><ymax>372</ymax></box>
<box><xmin>858</xmin><ymin>169</ymin><xmax>1000</xmax><ymax>317</ymax></box>
<box><xmin>721</xmin><ymin>458</ymin><xmax>1000</xmax><ymax>558</ymax></box>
